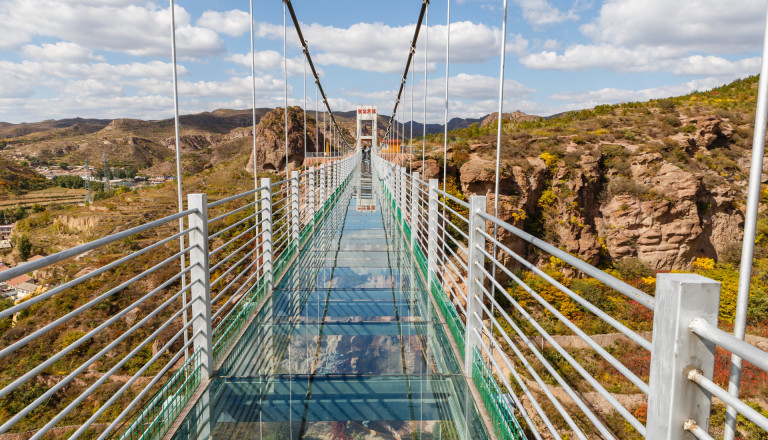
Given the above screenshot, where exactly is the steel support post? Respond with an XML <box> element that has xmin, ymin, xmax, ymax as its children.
<box><xmin>464</xmin><ymin>195</ymin><xmax>487</xmax><ymax>376</ymax></box>
<box><xmin>188</xmin><ymin>193</ymin><xmax>213</xmax><ymax>380</ymax></box>
<box><xmin>319</xmin><ymin>164</ymin><xmax>326</xmax><ymax>208</ymax></box>
<box><xmin>411</xmin><ymin>172</ymin><xmax>420</xmax><ymax>251</ymax></box>
<box><xmin>291</xmin><ymin>171</ymin><xmax>299</xmax><ymax>244</ymax></box>
<box><xmin>260</xmin><ymin>178</ymin><xmax>273</xmax><ymax>288</ymax></box>
<box><xmin>309</xmin><ymin>167</ymin><xmax>315</xmax><ymax>232</ymax></box>
<box><xmin>397</xmin><ymin>167</ymin><xmax>408</xmax><ymax>231</ymax></box>
<box><xmin>647</xmin><ymin>273</ymin><xmax>721</xmax><ymax>440</ymax></box>
<box><xmin>427</xmin><ymin>179</ymin><xmax>439</xmax><ymax>292</ymax></box>
<box><xmin>394</xmin><ymin>165</ymin><xmax>400</xmax><ymax>213</ymax></box>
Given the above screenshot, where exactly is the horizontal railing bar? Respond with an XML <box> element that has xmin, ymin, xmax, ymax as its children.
<box><xmin>688</xmin><ymin>369</ymin><xmax>768</xmax><ymax>432</ymax></box>
<box><xmin>75</xmin><ymin>325</ymin><xmax>200</xmax><ymax>440</ymax></box>
<box><xmin>475</xmin><ymin>293</ymin><xmax>617</xmax><ymax>439</ymax></box>
<box><xmin>209</xmin><ymin>208</ymin><xmax>267</xmax><ymax>240</ymax></box>
<box><xmin>211</xmin><ymin>250</ymin><xmax>265</xmax><ymax>306</ymax></box>
<box><xmin>207</xmin><ymin>186</ymin><xmax>266</xmax><ymax>208</ymax></box>
<box><xmin>689</xmin><ymin>319</ymin><xmax>768</xmax><ymax>372</ymax></box>
<box><xmin>97</xmin><ymin>332</ymin><xmax>198</xmax><ymax>440</ymax></box>
<box><xmin>2</xmin><ymin>289</ymin><xmax>197</xmax><ymax>435</ymax></box>
<box><xmin>207</xmin><ymin>200</ymin><xmax>258</xmax><ymax>224</ymax></box>
<box><xmin>0</xmin><ymin>264</ymin><xmax>194</xmax><ymax>400</ymax></box>
<box><xmin>212</xmin><ymin>259</ymin><xmax>266</xmax><ymax>323</ymax></box>
<box><xmin>684</xmin><ymin>420</ymin><xmax>715</xmax><ymax>440</ymax></box>
<box><xmin>476</xmin><ymin>209</ymin><xmax>655</xmax><ymax>310</ymax></box>
<box><xmin>477</xmin><ymin>228</ymin><xmax>652</xmax><ymax>351</ymax></box>
<box><xmin>26</xmin><ymin>309</ymin><xmax>200</xmax><ymax>440</ymax></box>
<box><xmin>0</xmin><ymin>245</ymin><xmax>196</xmax><ymax>360</ymax></box>
<box><xmin>436</xmin><ymin>187</ymin><xmax>470</xmax><ymax>209</ymax></box>
<box><xmin>473</xmin><ymin>325</ymin><xmax>576</xmax><ymax>439</ymax></box>
<box><xmin>474</xmin><ymin>265</ymin><xmax>649</xmax><ymax>433</ymax></box>
<box><xmin>0</xmin><ymin>226</ymin><xmax>194</xmax><ymax>320</ymax></box>
<box><xmin>210</xmin><ymin>236</ymin><xmax>261</xmax><ymax>288</ymax></box>
<box><xmin>210</xmin><ymin>228</ymin><xmax>263</xmax><ymax>272</ymax></box>
<box><xmin>475</xmin><ymin>336</ymin><xmax>547</xmax><ymax>440</ymax></box>
<box><xmin>210</xmin><ymin>222</ymin><xmax>264</xmax><ymax>256</ymax></box>
<box><xmin>0</xmin><ymin>208</ymin><xmax>196</xmax><ymax>283</ymax></box>
<box><xmin>440</xmin><ymin>201</ymin><xmax>469</xmax><ymax>223</ymax></box>
<box><xmin>475</xmin><ymin>256</ymin><xmax>651</xmax><ymax>395</ymax></box>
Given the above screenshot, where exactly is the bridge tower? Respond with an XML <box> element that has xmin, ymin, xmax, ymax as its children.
<box><xmin>356</xmin><ymin>105</ymin><xmax>377</xmax><ymax>151</ymax></box>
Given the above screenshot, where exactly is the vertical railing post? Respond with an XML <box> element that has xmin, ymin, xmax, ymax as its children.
<box><xmin>188</xmin><ymin>193</ymin><xmax>213</xmax><ymax>380</ymax></box>
<box><xmin>427</xmin><ymin>179</ymin><xmax>439</xmax><ymax>292</ymax></box>
<box><xmin>319</xmin><ymin>163</ymin><xmax>326</xmax><ymax>209</ymax></box>
<box><xmin>260</xmin><ymin>178</ymin><xmax>273</xmax><ymax>288</ymax></box>
<box><xmin>291</xmin><ymin>171</ymin><xmax>299</xmax><ymax>247</ymax></box>
<box><xmin>399</xmin><ymin>167</ymin><xmax>406</xmax><ymax>225</ymax></box>
<box><xmin>647</xmin><ymin>273</ymin><xmax>721</xmax><ymax>439</ymax></box>
<box><xmin>411</xmin><ymin>172</ymin><xmax>420</xmax><ymax>251</ymax></box>
<box><xmin>395</xmin><ymin>166</ymin><xmax>400</xmax><ymax>209</ymax></box>
<box><xmin>309</xmin><ymin>166</ymin><xmax>315</xmax><ymax>231</ymax></box>
<box><xmin>465</xmin><ymin>195</ymin><xmax>487</xmax><ymax>376</ymax></box>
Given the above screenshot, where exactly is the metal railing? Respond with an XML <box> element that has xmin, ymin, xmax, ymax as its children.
<box><xmin>0</xmin><ymin>151</ymin><xmax>360</xmax><ymax>440</ymax></box>
<box><xmin>372</xmin><ymin>151</ymin><xmax>768</xmax><ymax>440</ymax></box>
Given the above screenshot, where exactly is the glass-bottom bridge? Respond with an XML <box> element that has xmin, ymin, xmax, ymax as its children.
<box><xmin>170</xmin><ymin>163</ymin><xmax>492</xmax><ymax>439</ymax></box>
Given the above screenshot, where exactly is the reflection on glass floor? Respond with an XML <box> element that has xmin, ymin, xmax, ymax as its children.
<box><xmin>172</xmin><ymin>162</ymin><xmax>490</xmax><ymax>440</ymax></box>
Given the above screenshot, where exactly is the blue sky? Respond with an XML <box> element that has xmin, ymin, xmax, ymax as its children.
<box><xmin>0</xmin><ymin>0</ymin><xmax>765</xmax><ymax>124</ymax></box>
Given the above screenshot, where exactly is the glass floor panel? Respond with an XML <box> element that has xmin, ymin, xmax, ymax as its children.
<box><xmin>171</xmin><ymin>163</ymin><xmax>490</xmax><ymax>440</ymax></box>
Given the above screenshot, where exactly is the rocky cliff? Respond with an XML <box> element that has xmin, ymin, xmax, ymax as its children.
<box><xmin>245</xmin><ymin>106</ymin><xmax>324</xmax><ymax>173</ymax></box>
<box><xmin>419</xmin><ymin>78</ymin><xmax>761</xmax><ymax>271</ymax></box>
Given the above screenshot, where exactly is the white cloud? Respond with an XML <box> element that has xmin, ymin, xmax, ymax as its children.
<box><xmin>669</xmin><ymin>55</ymin><xmax>761</xmax><ymax>76</ymax></box>
<box><xmin>177</xmin><ymin>76</ymin><xmax>287</xmax><ymax>99</ymax></box>
<box><xmin>514</xmin><ymin>0</ymin><xmax>579</xmax><ymax>26</ymax></box>
<box><xmin>548</xmin><ymin>77</ymin><xmax>738</xmax><ymax>108</ymax></box>
<box><xmin>521</xmin><ymin>0</ymin><xmax>766</xmax><ymax>77</ymax></box>
<box><xmin>21</xmin><ymin>42</ymin><xmax>104</xmax><ymax>63</ymax></box>
<box><xmin>256</xmin><ymin>20</ymin><xmax>523</xmax><ymax>73</ymax></box>
<box><xmin>338</xmin><ymin>73</ymin><xmax>535</xmax><ymax>123</ymax></box>
<box><xmin>226</xmin><ymin>51</ymin><xmax>317</xmax><ymax>77</ymax></box>
<box><xmin>0</xmin><ymin>1</ymin><xmax>225</xmax><ymax>58</ymax></box>
<box><xmin>581</xmin><ymin>0</ymin><xmax>767</xmax><ymax>54</ymax></box>
<box><xmin>542</xmin><ymin>39</ymin><xmax>559</xmax><ymax>50</ymax></box>
<box><xmin>521</xmin><ymin>44</ymin><xmax>761</xmax><ymax>77</ymax></box>
<box><xmin>196</xmin><ymin>9</ymin><xmax>251</xmax><ymax>38</ymax></box>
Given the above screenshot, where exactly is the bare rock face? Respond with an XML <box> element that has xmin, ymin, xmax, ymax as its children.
<box><xmin>481</xmin><ymin>110</ymin><xmax>540</xmax><ymax>127</ymax></box>
<box><xmin>595</xmin><ymin>162</ymin><xmax>743</xmax><ymax>269</ymax></box>
<box><xmin>453</xmin><ymin>138</ymin><xmax>744</xmax><ymax>270</ymax></box>
<box><xmin>245</xmin><ymin>106</ymin><xmax>322</xmax><ymax>173</ymax></box>
<box><xmin>161</xmin><ymin>134</ymin><xmax>219</xmax><ymax>151</ymax></box>
<box><xmin>411</xmin><ymin>159</ymin><xmax>441</xmax><ymax>180</ymax></box>
<box><xmin>684</xmin><ymin>116</ymin><xmax>734</xmax><ymax>152</ymax></box>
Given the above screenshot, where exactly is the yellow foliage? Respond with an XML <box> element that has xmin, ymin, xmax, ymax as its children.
<box><xmin>692</xmin><ymin>261</ymin><xmax>741</xmax><ymax>323</ymax></box>
<box><xmin>692</xmin><ymin>257</ymin><xmax>715</xmax><ymax>270</ymax></box>
<box><xmin>538</xmin><ymin>189</ymin><xmax>556</xmax><ymax>208</ymax></box>
<box><xmin>641</xmin><ymin>276</ymin><xmax>656</xmax><ymax>285</ymax></box>
<box><xmin>588</xmin><ymin>129</ymin><xmax>610</xmax><ymax>136</ymax></box>
<box><xmin>539</xmin><ymin>152</ymin><xmax>558</xmax><ymax>168</ymax></box>
<box><xmin>509</xmin><ymin>208</ymin><xmax>527</xmax><ymax>222</ymax></box>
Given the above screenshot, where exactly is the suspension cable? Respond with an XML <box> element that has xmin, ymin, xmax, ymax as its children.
<box><xmin>283</xmin><ymin>1</ymin><xmax>289</xmax><ymax>171</ymax></box>
<box><xmin>303</xmin><ymin>53</ymin><xmax>307</xmax><ymax>161</ymax></box>
<box><xmin>284</xmin><ymin>0</ymin><xmax>352</xmax><ymax>149</ymax></box>
<box><xmin>423</xmin><ymin>6</ymin><xmax>428</xmax><ymax>165</ymax></box>
<box><xmin>381</xmin><ymin>0</ymin><xmax>430</xmax><ymax>144</ymax></box>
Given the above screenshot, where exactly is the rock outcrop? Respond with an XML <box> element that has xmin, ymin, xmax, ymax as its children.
<box><xmin>451</xmin><ymin>128</ymin><xmax>745</xmax><ymax>271</ymax></box>
<box><xmin>480</xmin><ymin>110</ymin><xmax>540</xmax><ymax>127</ymax></box>
<box><xmin>245</xmin><ymin>106</ymin><xmax>323</xmax><ymax>173</ymax></box>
